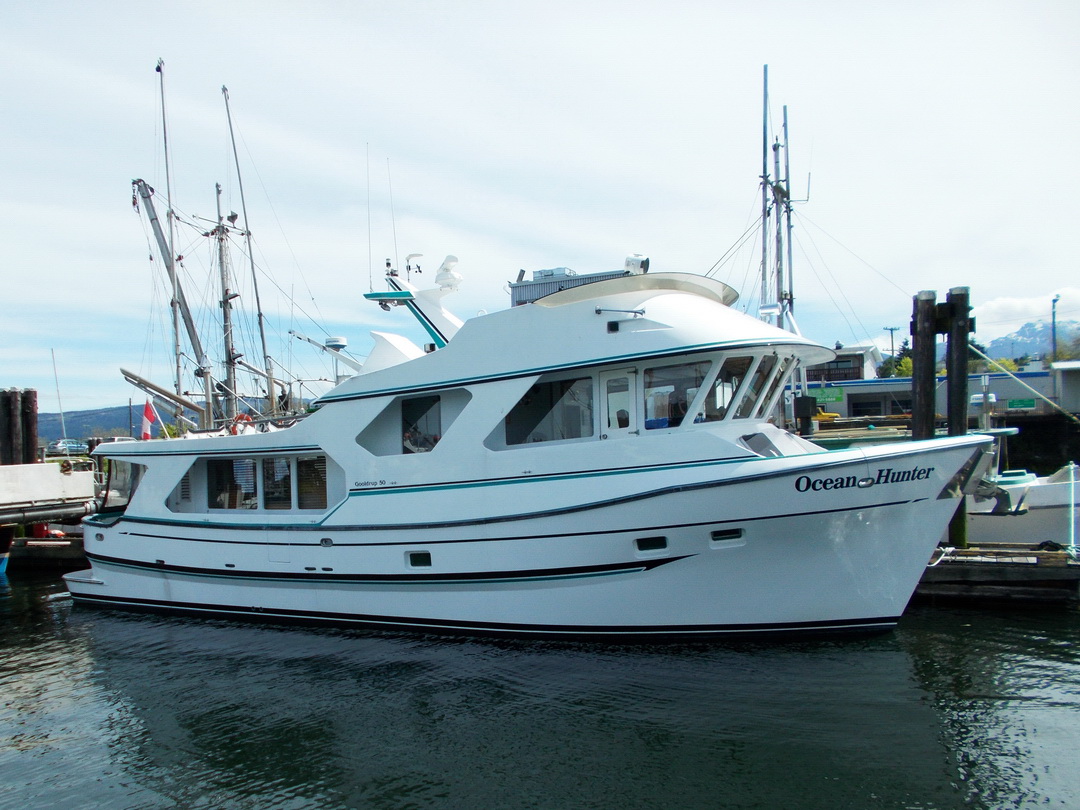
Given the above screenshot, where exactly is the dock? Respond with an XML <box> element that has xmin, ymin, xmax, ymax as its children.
<box><xmin>917</xmin><ymin>544</ymin><xmax>1080</xmax><ymax>604</ymax></box>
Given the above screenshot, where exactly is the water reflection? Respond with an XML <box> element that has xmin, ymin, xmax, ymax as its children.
<box><xmin>900</xmin><ymin>606</ymin><xmax>1080</xmax><ymax>808</ymax></box>
<box><xmin>1</xmin><ymin>574</ymin><xmax>1078</xmax><ymax>810</ymax></box>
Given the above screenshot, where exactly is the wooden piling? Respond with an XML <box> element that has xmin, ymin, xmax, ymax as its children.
<box><xmin>910</xmin><ymin>291</ymin><xmax>938</xmax><ymax>441</ymax></box>
<box><xmin>945</xmin><ymin>288</ymin><xmax>972</xmax><ymax>549</ymax></box>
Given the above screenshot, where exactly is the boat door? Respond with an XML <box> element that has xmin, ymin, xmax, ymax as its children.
<box><xmin>599</xmin><ymin>369</ymin><xmax>638</xmax><ymax>438</ymax></box>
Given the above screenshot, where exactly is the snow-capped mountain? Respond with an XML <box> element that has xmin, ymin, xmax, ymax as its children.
<box><xmin>983</xmin><ymin>319</ymin><xmax>1079</xmax><ymax>360</ymax></box>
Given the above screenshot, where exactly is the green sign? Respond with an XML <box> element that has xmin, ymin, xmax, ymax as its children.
<box><xmin>808</xmin><ymin>388</ymin><xmax>844</xmax><ymax>404</ymax></box>
<box><xmin>1006</xmin><ymin>398</ymin><xmax>1036</xmax><ymax>410</ymax></box>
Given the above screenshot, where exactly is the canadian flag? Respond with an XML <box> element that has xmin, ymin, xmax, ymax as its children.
<box><xmin>140</xmin><ymin>399</ymin><xmax>159</xmax><ymax>440</ymax></box>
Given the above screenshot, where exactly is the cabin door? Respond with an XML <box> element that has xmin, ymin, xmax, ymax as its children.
<box><xmin>599</xmin><ymin>369</ymin><xmax>638</xmax><ymax>438</ymax></box>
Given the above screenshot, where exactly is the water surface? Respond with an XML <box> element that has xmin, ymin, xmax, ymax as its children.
<box><xmin>2</xmin><ymin>571</ymin><xmax>1078</xmax><ymax>809</ymax></box>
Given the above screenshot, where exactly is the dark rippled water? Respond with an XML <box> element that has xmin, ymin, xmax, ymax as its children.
<box><xmin>2</xmin><ymin>571</ymin><xmax>1079</xmax><ymax>809</ymax></box>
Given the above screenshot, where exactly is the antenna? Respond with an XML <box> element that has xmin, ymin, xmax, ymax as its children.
<box><xmin>367</xmin><ymin>142</ymin><xmax>373</xmax><ymax>292</ymax></box>
<box><xmin>223</xmin><ymin>85</ymin><xmax>277</xmax><ymax>415</ymax></box>
<box><xmin>387</xmin><ymin>158</ymin><xmax>400</xmax><ymax>277</ymax></box>
<box><xmin>156</xmin><ymin>59</ymin><xmax>183</xmax><ymax>405</ymax></box>
<box><xmin>760</xmin><ymin>64</ymin><xmax>770</xmax><ymax>320</ymax></box>
<box><xmin>51</xmin><ymin>348</ymin><xmax>67</xmax><ymax>441</ymax></box>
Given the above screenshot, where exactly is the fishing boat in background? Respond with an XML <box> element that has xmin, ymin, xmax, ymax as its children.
<box><xmin>64</xmin><ymin>259</ymin><xmax>994</xmax><ymax>638</ymax></box>
<box><xmin>967</xmin><ymin>462</ymin><xmax>1079</xmax><ymax>548</ymax></box>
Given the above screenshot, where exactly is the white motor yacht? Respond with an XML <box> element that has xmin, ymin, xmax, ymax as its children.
<box><xmin>65</xmin><ymin>263</ymin><xmax>993</xmax><ymax>638</ymax></box>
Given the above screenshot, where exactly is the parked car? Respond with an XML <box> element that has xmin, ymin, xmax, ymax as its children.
<box><xmin>46</xmin><ymin>438</ymin><xmax>89</xmax><ymax>455</ymax></box>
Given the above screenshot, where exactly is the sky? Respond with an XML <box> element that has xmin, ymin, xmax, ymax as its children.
<box><xmin>2</xmin><ymin>0</ymin><xmax>1078</xmax><ymax>415</ymax></box>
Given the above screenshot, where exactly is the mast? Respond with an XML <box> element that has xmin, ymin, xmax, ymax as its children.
<box><xmin>132</xmin><ymin>180</ymin><xmax>215</xmax><ymax>428</ymax></box>
<box><xmin>760</xmin><ymin>69</ymin><xmax>798</xmax><ymax>335</ymax></box>
<box><xmin>772</xmin><ymin>130</ymin><xmax>785</xmax><ymax>331</ymax></box>
<box><xmin>782</xmin><ymin>104</ymin><xmax>795</xmax><ymax>328</ymax></box>
<box><xmin>760</xmin><ymin>65</ymin><xmax>770</xmax><ymax>320</ymax></box>
<box><xmin>214</xmin><ymin>183</ymin><xmax>240</xmax><ymax>422</ymax></box>
<box><xmin>222</xmin><ymin>86</ymin><xmax>277</xmax><ymax>415</ymax></box>
<box><xmin>156</xmin><ymin>59</ymin><xmax>183</xmax><ymax>406</ymax></box>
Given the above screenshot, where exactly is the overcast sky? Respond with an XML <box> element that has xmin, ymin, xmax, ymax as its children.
<box><xmin>3</xmin><ymin>0</ymin><xmax>1077</xmax><ymax>415</ymax></box>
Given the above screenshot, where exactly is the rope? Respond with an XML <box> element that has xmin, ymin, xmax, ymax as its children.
<box><xmin>927</xmin><ymin>546</ymin><xmax>955</xmax><ymax>567</ymax></box>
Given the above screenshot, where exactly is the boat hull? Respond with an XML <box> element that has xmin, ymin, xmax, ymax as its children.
<box><xmin>966</xmin><ymin>470</ymin><xmax>1079</xmax><ymax>547</ymax></box>
<box><xmin>65</xmin><ymin>437</ymin><xmax>990</xmax><ymax>639</ymax></box>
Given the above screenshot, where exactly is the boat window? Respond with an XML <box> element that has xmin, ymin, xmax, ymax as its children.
<box><xmin>699</xmin><ymin>356</ymin><xmax>754</xmax><ymax>422</ymax></box>
<box><xmin>734</xmin><ymin>355</ymin><xmax>778</xmax><ymax>419</ymax></box>
<box><xmin>262</xmin><ymin>457</ymin><xmax>292</xmax><ymax>510</ymax></box>
<box><xmin>604</xmin><ymin>374</ymin><xmax>633</xmax><ymax>431</ymax></box>
<box><xmin>755</xmin><ymin>355</ymin><xmax>794</xmax><ymax>419</ymax></box>
<box><xmin>208</xmin><ymin>458</ymin><xmax>258</xmax><ymax>510</ymax></box>
<box><xmin>100</xmin><ymin>460</ymin><xmax>147</xmax><ymax>512</ymax></box>
<box><xmin>643</xmin><ymin>361</ymin><xmax>710</xmax><ymax>429</ymax></box>
<box><xmin>174</xmin><ymin>453</ymin><xmax>333</xmax><ymax>513</ymax></box>
<box><xmin>357</xmin><ymin>389</ymin><xmax>471</xmax><ymax>456</ymax></box>
<box><xmin>297</xmin><ymin>455</ymin><xmax>328</xmax><ymax>510</ymax></box>
<box><xmin>504</xmin><ymin>376</ymin><xmax>593</xmax><ymax>445</ymax></box>
<box><xmin>402</xmin><ymin>395</ymin><xmax>441</xmax><ymax>454</ymax></box>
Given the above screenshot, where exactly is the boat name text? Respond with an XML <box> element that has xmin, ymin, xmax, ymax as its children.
<box><xmin>795</xmin><ymin>466</ymin><xmax>935</xmax><ymax>493</ymax></box>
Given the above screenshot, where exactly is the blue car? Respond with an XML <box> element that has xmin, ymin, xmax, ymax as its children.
<box><xmin>46</xmin><ymin>438</ymin><xmax>89</xmax><ymax>455</ymax></box>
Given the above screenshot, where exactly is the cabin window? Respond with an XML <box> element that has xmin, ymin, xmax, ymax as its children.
<box><xmin>357</xmin><ymin>389</ymin><xmax>471</xmax><ymax>456</ymax></box>
<box><xmin>735</xmin><ymin>355</ymin><xmax>779</xmax><ymax>418</ymax></box>
<box><xmin>170</xmin><ymin>453</ymin><xmax>336</xmax><ymax>513</ymax></box>
<box><xmin>402</xmin><ymin>395</ymin><xmax>441</xmax><ymax>453</ymax></box>
<box><xmin>100</xmin><ymin>461</ymin><xmax>147</xmax><ymax>512</ymax></box>
<box><xmin>202</xmin><ymin>454</ymin><xmax>328</xmax><ymax>511</ymax></box>
<box><xmin>262</xmin><ymin>457</ymin><xmax>292</xmax><ymax>510</ymax></box>
<box><xmin>755</xmin><ymin>355</ymin><xmax>794</xmax><ymax>419</ymax></box>
<box><xmin>697</xmin><ymin>355</ymin><xmax>754</xmax><ymax>422</ymax></box>
<box><xmin>643</xmin><ymin>361</ymin><xmax>710</xmax><ymax>429</ymax></box>
<box><xmin>297</xmin><ymin>455</ymin><xmax>328</xmax><ymax>510</ymax></box>
<box><xmin>208</xmin><ymin>458</ymin><xmax>258</xmax><ymax>510</ymax></box>
<box><xmin>504</xmin><ymin>376</ymin><xmax>593</xmax><ymax>445</ymax></box>
<box><xmin>603</xmin><ymin>374</ymin><xmax>633</xmax><ymax>431</ymax></box>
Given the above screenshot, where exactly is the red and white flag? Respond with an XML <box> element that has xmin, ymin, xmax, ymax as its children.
<box><xmin>140</xmin><ymin>399</ymin><xmax>159</xmax><ymax>440</ymax></box>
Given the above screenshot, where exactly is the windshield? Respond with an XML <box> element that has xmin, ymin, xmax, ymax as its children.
<box><xmin>100</xmin><ymin>460</ymin><xmax>145</xmax><ymax>512</ymax></box>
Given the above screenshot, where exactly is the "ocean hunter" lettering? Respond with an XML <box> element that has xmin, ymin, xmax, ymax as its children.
<box><xmin>794</xmin><ymin>466</ymin><xmax>935</xmax><ymax>492</ymax></box>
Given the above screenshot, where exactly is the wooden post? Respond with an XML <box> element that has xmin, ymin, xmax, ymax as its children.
<box><xmin>946</xmin><ymin>287</ymin><xmax>971</xmax><ymax>437</ymax></box>
<box><xmin>0</xmin><ymin>390</ymin><xmax>17</xmax><ymax>466</ymax></box>
<box><xmin>910</xmin><ymin>291</ymin><xmax>938</xmax><ymax>441</ymax></box>
<box><xmin>20</xmin><ymin>389</ymin><xmax>37</xmax><ymax>464</ymax></box>
<box><xmin>946</xmin><ymin>288</ymin><xmax>973</xmax><ymax>549</ymax></box>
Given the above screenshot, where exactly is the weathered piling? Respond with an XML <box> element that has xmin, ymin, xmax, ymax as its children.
<box><xmin>945</xmin><ymin>287</ymin><xmax>972</xmax><ymax>548</ymax></box>
<box><xmin>911</xmin><ymin>289</ymin><xmax>976</xmax><ymax>547</ymax></box>
<box><xmin>910</xmin><ymin>292</ymin><xmax>938</xmax><ymax>441</ymax></box>
<box><xmin>0</xmin><ymin>388</ymin><xmax>38</xmax><ymax>465</ymax></box>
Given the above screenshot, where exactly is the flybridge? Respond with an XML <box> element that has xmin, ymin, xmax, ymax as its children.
<box><xmin>509</xmin><ymin>255</ymin><xmax>651</xmax><ymax>306</ymax></box>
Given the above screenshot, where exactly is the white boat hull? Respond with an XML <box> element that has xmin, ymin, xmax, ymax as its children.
<box><xmin>66</xmin><ymin>437</ymin><xmax>988</xmax><ymax>638</ymax></box>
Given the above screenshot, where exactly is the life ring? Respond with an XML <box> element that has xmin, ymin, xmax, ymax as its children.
<box><xmin>230</xmin><ymin>413</ymin><xmax>254</xmax><ymax>434</ymax></box>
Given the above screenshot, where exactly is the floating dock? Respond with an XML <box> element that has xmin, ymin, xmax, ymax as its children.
<box><xmin>917</xmin><ymin>544</ymin><xmax>1080</xmax><ymax>604</ymax></box>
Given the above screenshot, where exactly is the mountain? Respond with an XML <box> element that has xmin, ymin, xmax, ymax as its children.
<box><xmin>37</xmin><ymin>405</ymin><xmax>142</xmax><ymax>443</ymax></box>
<box><xmin>36</xmin><ymin>399</ymin><xmax>307</xmax><ymax>443</ymax></box>
<box><xmin>983</xmin><ymin>319</ymin><xmax>1079</xmax><ymax>361</ymax></box>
